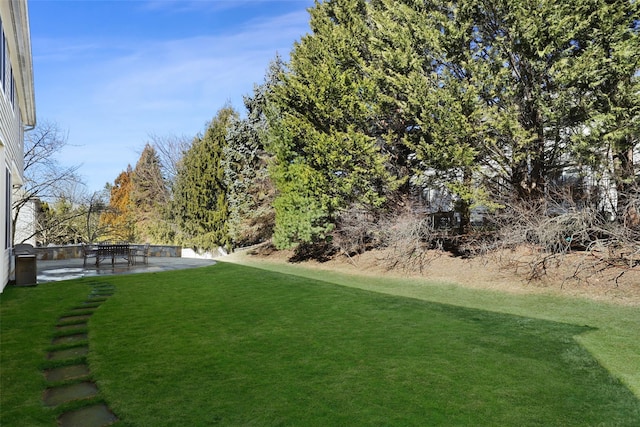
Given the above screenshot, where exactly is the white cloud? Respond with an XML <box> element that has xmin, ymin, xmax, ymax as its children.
<box><xmin>92</xmin><ymin>10</ymin><xmax>309</xmax><ymax>112</ymax></box>
<box><xmin>33</xmin><ymin>6</ymin><xmax>311</xmax><ymax>190</ymax></box>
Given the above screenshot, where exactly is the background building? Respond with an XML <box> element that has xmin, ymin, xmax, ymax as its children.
<box><xmin>1</xmin><ymin>0</ymin><xmax>36</xmax><ymax>291</ymax></box>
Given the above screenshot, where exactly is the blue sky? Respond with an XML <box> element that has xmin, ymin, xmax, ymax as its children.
<box><xmin>29</xmin><ymin>0</ymin><xmax>314</xmax><ymax>192</ymax></box>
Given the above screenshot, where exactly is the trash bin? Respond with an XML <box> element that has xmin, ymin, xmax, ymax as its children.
<box><xmin>14</xmin><ymin>243</ymin><xmax>37</xmax><ymax>286</ymax></box>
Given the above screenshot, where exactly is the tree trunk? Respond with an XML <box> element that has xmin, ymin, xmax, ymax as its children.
<box><xmin>512</xmin><ymin>98</ymin><xmax>546</xmax><ymax>202</ymax></box>
<box><xmin>456</xmin><ymin>168</ymin><xmax>472</xmax><ymax>235</ymax></box>
<box><xmin>613</xmin><ymin>142</ymin><xmax>637</xmax><ymax>225</ymax></box>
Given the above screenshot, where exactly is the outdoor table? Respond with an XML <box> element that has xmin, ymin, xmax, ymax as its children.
<box><xmin>96</xmin><ymin>243</ymin><xmax>131</xmax><ymax>267</ymax></box>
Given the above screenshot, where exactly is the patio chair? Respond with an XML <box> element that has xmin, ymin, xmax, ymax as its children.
<box><xmin>131</xmin><ymin>243</ymin><xmax>150</xmax><ymax>265</ymax></box>
<box><xmin>82</xmin><ymin>243</ymin><xmax>98</xmax><ymax>267</ymax></box>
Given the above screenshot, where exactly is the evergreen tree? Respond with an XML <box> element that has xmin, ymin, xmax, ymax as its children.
<box><xmin>371</xmin><ymin>0</ymin><xmax>639</xmax><ymax>219</ymax></box>
<box><xmin>369</xmin><ymin>0</ymin><xmax>487</xmax><ymax>232</ymax></box>
<box><xmin>555</xmin><ymin>0</ymin><xmax>640</xmax><ymax>217</ymax></box>
<box><xmin>132</xmin><ymin>143</ymin><xmax>171</xmax><ymax>243</ymax></box>
<box><xmin>458</xmin><ymin>0</ymin><xmax>637</xmax><ymax>207</ymax></box>
<box><xmin>223</xmin><ymin>59</ymin><xmax>281</xmax><ymax>248</ymax></box>
<box><xmin>173</xmin><ymin>106</ymin><xmax>237</xmax><ymax>251</ymax></box>
<box><xmin>267</xmin><ymin>0</ymin><xmax>399</xmax><ymax>249</ymax></box>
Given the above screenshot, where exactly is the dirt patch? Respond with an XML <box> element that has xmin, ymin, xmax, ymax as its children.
<box><xmin>231</xmin><ymin>245</ymin><xmax>640</xmax><ymax>306</ymax></box>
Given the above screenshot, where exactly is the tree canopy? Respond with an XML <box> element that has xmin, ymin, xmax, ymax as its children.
<box><xmin>264</xmin><ymin>0</ymin><xmax>639</xmax><ymax>247</ymax></box>
<box><xmin>68</xmin><ymin>0</ymin><xmax>637</xmax><ymax>260</ymax></box>
<box><xmin>132</xmin><ymin>143</ymin><xmax>170</xmax><ymax>243</ymax></box>
<box><xmin>173</xmin><ymin>106</ymin><xmax>238</xmax><ymax>251</ymax></box>
<box><xmin>100</xmin><ymin>166</ymin><xmax>136</xmax><ymax>242</ymax></box>
<box><xmin>267</xmin><ymin>0</ymin><xmax>401</xmax><ymax>248</ymax></box>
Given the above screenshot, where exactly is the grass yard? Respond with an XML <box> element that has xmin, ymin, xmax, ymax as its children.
<box><xmin>1</xmin><ymin>279</ymin><xmax>93</xmax><ymax>425</ymax></box>
<box><xmin>2</xmin><ymin>262</ymin><xmax>639</xmax><ymax>426</ymax></box>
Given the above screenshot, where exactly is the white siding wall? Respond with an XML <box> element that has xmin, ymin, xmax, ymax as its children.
<box><xmin>1</xmin><ymin>88</ymin><xmax>24</xmax><ymax>176</ymax></box>
<box><xmin>1</xmin><ymin>0</ymin><xmax>35</xmax><ymax>292</ymax></box>
<box><xmin>1</xmin><ymin>89</ymin><xmax>23</xmax><ymax>289</ymax></box>
<box><xmin>1</xmin><ymin>147</ymin><xmax>8</xmax><ymax>288</ymax></box>
<box><xmin>14</xmin><ymin>195</ymin><xmax>36</xmax><ymax>245</ymax></box>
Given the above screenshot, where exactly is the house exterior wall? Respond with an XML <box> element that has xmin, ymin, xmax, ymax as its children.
<box><xmin>412</xmin><ymin>140</ymin><xmax>639</xmax><ymax>229</ymax></box>
<box><xmin>1</xmin><ymin>0</ymin><xmax>36</xmax><ymax>291</ymax></box>
<box><xmin>14</xmin><ymin>194</ymin><xmax>37</xmax><ymax>245</ymax></box>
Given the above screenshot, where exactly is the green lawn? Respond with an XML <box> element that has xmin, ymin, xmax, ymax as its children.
<box><xmin>232</xmin><ymin>256</ymin><xmax>640</xmax><ymax>399</ymax></box>
<box><xmin>2</xmin><ymin>262</ymin><xmax>639</xmax><ymax>426</ymax></box>
<box><xmin>1</xmin><ymin>279</ymin><xmax>92</xmax><ymax>426</ymax></box>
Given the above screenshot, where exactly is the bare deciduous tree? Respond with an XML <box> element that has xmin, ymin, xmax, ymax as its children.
<box><xmin>147</xmin><ymin>133</ymin><xmax>192</xmax><ymax>185</ymax></box>
<box><xmin>13</xmin><ymin>120</ymin><xmax>82</xmax><ymax>244</ymax></box>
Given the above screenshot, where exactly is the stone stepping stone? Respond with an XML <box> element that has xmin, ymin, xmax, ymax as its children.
<box><xmin>52</xmin><ymin>333</ymin><xmax>88</xmax><ymax>345</ymax></box>
<box><xmin>43</xmin><ymin>381</ymin><xmax>99</xmax><ymax>406</ymax></box>
<box><xmin>48</xmin><ymin>346</ymin><xmax>89</xmax><ymax>361</ymax></box>
<box><xmin>43</xmin><ymin>364</ymin><xmax>90</xmax><ymax>382</ymax></box>
<box><xmin>63</xmin><ymin>311</ymin><xmax>95</xmax><ymax>318</ymax></box>
<box><xmin>56</xmin><ymin>322</ymin><xmax>88</xmax><ymax>331</ymax></box>
<box><xmin>44</xmin><ymin>283</ymin><xmax>119</xmax><ymax>427</ymax></box>
<box><xmin>69</xmin><ymin>307</ymin><xmax>96</xmax><ymax>313</ymax></box>
<box><xmin>59</xmin><ymin>314</ymin><xmax>93</xmax><ymax>323</ymax></box>
<box><xmin>78</xmin><ymin>302</ymin><xmax>102</xmax><ymax>308</ymax></box>
<box><xmin>57</xmin><ymin>403</ymin><xmax>118</xmax><ymax>427</ymax></box>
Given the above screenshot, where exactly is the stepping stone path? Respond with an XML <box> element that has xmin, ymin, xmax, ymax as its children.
<box><xmin>42</xmin><ymin>281</ymin><xmax>119</xmax><ymax>427</ymax></box>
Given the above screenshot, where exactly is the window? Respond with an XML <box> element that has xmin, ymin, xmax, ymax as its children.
<box><xmin>10</xmin><ymin>67</ymin><xmax>16</xmax><ymax>110</ymax></box>
<box><xmin>0</xmin><ymin>15</ymin><xmax>13</xmax><ymax>106</ymax></box>
<box><xmin>0</xmin><ymin>16</ymin><xmax>5</xmax><ymax>93</ymax></box>
<box><xmin>5</xmin><ymin>168</ymin><xmax>11</xmax><ymax>249</ymax></box>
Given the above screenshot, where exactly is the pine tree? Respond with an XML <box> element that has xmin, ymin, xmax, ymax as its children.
<box><xmin>173</xmin><ymin>106</ymin><xmax>238</xmax><ymax>251</ymax></box>
<box><xmin>253</xmin><ymin>0</ymin><xmax>637</xmax><ymax>246</ymax></box>
<box><xmin>223</xmin><ymin>60</ymin><xmax>281</xmax><ymax>248</ymax></box>
<box><xmin>372</xmin><ymin>0</ymin><xmax>639</xmax><ymax>218</ymax></box>
<box><xmin>132</xmin><ymin>143</ymin><xmax>170</xmax><ymax>243</ymax></box>
<box><xmin>369</xmin><ymin>0</ymin><xmax>487</xmax><ymax>232</ymax></box>
<box><xmin>555</xmin><ymin>0</ymin><xmax>640</xmax><ymax>218</ymax></box>
<box><xmin>267</xmin><ymin>0</ymin><xmax>399</xmax><ymax>249</ymax></box>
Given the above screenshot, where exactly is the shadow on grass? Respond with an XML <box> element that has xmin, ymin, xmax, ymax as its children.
<box><xmin>90</xmin><ymin>263</ymin><xmax>639</xmax><ymax>426</ymax></box>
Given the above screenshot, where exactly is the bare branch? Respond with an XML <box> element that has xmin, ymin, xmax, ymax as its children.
<box><xmin>147</xmin><ymin>133</ymin><xmax>192</xmax><ymax>184</ymax></box>
<box><xmin>13</xmin><ymin>120</ymin><xmax>83</xmax><ymax>244</ymax></box>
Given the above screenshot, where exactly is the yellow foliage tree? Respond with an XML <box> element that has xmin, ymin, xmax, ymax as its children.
<box><xmin>99</xmin><ymin>166</ymin><xmax>136</xmax><ymax>242</ymax></box>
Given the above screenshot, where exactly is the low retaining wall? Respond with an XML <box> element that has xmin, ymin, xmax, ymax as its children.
<box><xmin>181</xmin><ymin>247</ymin><xmax>227</xmax><ymax>259</ymax></box>
<box><xmin>35</xmin><ymin>244</ymin><xmax>182</xmax><ymax>261</ymax></box>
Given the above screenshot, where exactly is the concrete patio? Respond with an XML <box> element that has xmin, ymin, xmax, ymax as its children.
<box><xmin>37</xmin><ymin>256</ymin><xmax>217</xmax><ymax>283</ymax></box>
